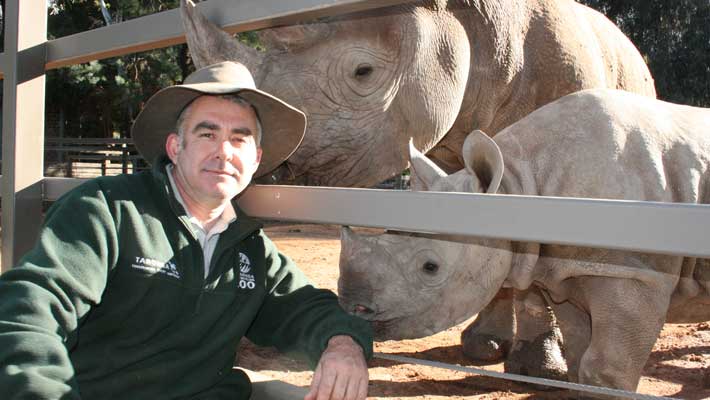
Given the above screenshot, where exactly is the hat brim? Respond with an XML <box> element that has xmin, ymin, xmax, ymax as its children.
<box><xmin>131</xmin><ymin>83</ymin><xmax>306</xmax><ymax>178</ymax></box>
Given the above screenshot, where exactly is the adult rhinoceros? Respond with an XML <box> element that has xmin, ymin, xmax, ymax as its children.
<box><xmin>338</xmin><ymin>89</ymin><xmax>710</xmax><ymax>394</ymax></box>
<box><xmin>181</xmin><ymin>0</ymin><xmax>655</xmax><ymax>186</ymax></box>
<box><xmin>180</xmin><ymin>0</ymin><xmax>657</xmax><ymax>367</ymax></box>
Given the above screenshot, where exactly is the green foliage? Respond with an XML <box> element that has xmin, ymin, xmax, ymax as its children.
<box><xmin>37</xmin><ymin>0</ymin><xmax>264</xmax><ymax>139</ymax></box>
<box><xmin>43</xmin><ymin>0</ymin><xmax>189</xmax><ymax>138</ymax></box>
<box><xmin>579</xmin><ymin>0</ymin><xmax>710</xmax><ymax>106</ymax></box>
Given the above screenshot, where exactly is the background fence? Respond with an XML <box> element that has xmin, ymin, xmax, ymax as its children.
<box><xmin>44</xmin><ymin>137</ymin><xmax>146</xmax><ymax>178</ymax></box>
<box><xmin>1</xmin><ymin>0</ymin><xmax>709</xmax><ymax>269</ymax></box>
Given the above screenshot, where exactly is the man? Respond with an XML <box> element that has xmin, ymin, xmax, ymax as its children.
<box><xmin>0</xmin><ymin>61</ymin><xmax>372</xmax><ymax>399</ymax></box>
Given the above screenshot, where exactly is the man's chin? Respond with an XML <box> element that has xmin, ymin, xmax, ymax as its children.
<box><xmin>211</xmin><ymin>183</ymin><xmax>248</xmax><ymax>200</ymax></box>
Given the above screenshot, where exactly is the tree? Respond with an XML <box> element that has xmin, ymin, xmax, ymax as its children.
<box><xmin>44</xmin><ymin>0</ymin><xmax>188</xmax><ymax>139</ymax></box>
<box><xmin>40</xmin><ymin>0</ymin><xmax>256</xmax><ymax>139</ymax></box>
<box><xmin>579</xmin><ymin>0</ymin><xmax>710</xmax><ymax>106</ymax></box>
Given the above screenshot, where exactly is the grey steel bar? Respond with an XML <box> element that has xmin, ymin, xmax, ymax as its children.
<box><xmin>37</xmin><ymin>179</ymin><xmax>710</xmax><ymax>258</ymax></box>
<box><xmin>236</xmin><ymin>185</ymin><xmax>710</xmax><ymax>258</ymax></box>
<box><xmin>45</xmin><ymin>0</ymin><xmax>416</xmax><ymax>70</ymax></box>
<box><xmin>1</xmin><ymin>0</ymin><xmax>47</xmax><ymax>271</ymax></box>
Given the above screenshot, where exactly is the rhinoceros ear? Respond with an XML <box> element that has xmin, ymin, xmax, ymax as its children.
<box><xmin>462</xmin><ymin>130</ymin><xmax>504</xmax><ymax>194</ymax></box>
<box><xmin>181</xmin><ymin>0</ymin><xmax>263</xmax><ymax>72</ymax></box>
<box><xmin>409</xmin><ymin>139</ymin><xmax>447</xmax><ymax>191</ymax></box>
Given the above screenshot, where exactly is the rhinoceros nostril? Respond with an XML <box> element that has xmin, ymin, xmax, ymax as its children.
<box><xmin>353</xmin><ymin>304</ymin><xmax>374</xmax><ymax>315</ymax></box>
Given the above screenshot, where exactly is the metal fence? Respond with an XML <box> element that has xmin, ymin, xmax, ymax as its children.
<box><xmin>44</xmin><ymin>137</ymin><xmax>146</xmax><ymax>178</ymax></box>
<box><xmin>2</xmin><ymin>0</ymin><xmax>708</xmax><ymax>271</ymax></box>
<box><xmin>0</xmin><ymin>0</ymin><xmax>709</xmax><ymax>398</ymax></box>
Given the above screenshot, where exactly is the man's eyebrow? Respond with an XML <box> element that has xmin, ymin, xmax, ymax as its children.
<box><xmin>231</xmin><ymin>127</ymin><xmax>253</xmax><ymax>136</ymax></box>
<box><xmin>192</xmin><ymin>121</ymin><xmax>220</xmax><ymax>133</ymax></box>
<box><xmin>191</xmin><ymin>121</ymin><xmax>253</xmax><ymax>136</ymax></box>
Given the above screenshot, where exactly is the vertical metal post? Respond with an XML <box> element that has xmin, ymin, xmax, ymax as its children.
<box><xmin>1</xmin><ymin>0</ymin><xmax>47</xmax><ymax>271</ymax></box>
<box><xmin>122</xmin><ymin>144</ymin><xmax>129</xmax><ymax>174</ymax></box>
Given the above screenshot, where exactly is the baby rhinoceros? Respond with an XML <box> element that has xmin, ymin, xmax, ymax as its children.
<box><xmin>338</xmin><ymin>88</ymin><xmax>710</xmax><ymax>396</ymax></box>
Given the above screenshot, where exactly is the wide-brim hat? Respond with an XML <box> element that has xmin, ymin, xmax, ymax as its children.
<box><xmin>131</xmin><ymin>61</ymin><xmax>306</xmax><ymax>178</ymax></box>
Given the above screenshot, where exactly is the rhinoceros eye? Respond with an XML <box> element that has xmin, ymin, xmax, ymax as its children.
<box><xmin>422</xmin><ymin>261</ymin><xmax>439</xmax><ymax>274</ymax></box>
<box><xmin>354</xmin><ymin>64</ymin><xmax>373</xmax><ymax>78</ymax></box>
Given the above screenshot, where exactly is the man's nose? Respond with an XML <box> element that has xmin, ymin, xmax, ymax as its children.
<box><xmin>215</xmin><ymin>140</ymin><xmax>233</xmax><ymax>160</ymax></box>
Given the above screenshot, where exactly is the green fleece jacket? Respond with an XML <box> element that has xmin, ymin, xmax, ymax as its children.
<box><xmin>0</xmin><ymin>157</ymin><xmax>373</xmax><ymax>399</ymax></box>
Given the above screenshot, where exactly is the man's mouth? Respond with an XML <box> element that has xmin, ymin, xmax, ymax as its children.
<box><xmin>204</xmin><ymin>169</ymin><xmax>236</xmax><ymax>178</ymax></box>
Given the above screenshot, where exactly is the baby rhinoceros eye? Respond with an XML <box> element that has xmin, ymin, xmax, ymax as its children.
<box><xmin>422</xmin><ymin>261</ymin><xmax>439</xmax><ymax>274</ymax></box>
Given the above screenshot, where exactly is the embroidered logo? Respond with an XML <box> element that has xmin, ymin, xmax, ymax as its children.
<box><xmin>238</xmin><ymin>252</ymin><xmax>256</xmax><ymax>289</ymax></box>
<box><xmin>239</xmin><ymin>253</ymin><xmax>251</xmax><ymax>274</ymax></box>
<box><xmin>132</xmin><ymin>257</ymin><xmax>180</xmax><ymax>279</ymax></box>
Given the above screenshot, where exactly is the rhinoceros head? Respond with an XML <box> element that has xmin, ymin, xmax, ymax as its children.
<box><xmin>338</xmin><ymin>131</ymin><xmax>514</xmax><ymax>340</ymax></box>
<box><xmin>181</xmin><ymin>0</ymin><xmax>471</xmax><ymax>187</ymax></box>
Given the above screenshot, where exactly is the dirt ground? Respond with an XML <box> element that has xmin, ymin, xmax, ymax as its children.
<box><xmin>238</xmin><ymin>223</ymin><xmax>710</xmax><ymax>400</ymax></box>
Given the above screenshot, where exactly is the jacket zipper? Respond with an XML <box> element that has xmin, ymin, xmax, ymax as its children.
<box><xmin>172</xmin><ymin>214</ymin><xmax>206</xmax><ymax>316</ymax></box>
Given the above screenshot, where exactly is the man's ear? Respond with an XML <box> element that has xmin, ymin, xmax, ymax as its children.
<box><xmin>165</xmin><ymin>133</ymin><xmax>181</xmax><ymax>164</ymax></box>
<box><xmin>254</xmin><ymin>147</ymin><xmax>263</xmax><ymax>166</ymax></box>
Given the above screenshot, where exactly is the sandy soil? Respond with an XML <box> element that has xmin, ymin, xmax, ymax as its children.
<box><xmin>238</xmin><ymin>223</ymin><xmax>710</xmax><ymax>399</ymax></box>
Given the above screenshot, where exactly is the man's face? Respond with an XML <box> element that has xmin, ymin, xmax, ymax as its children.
<box><xmin>166</xmin><ymin>95</ymin><xmax>262</xmax><ymax>208</ymax></box>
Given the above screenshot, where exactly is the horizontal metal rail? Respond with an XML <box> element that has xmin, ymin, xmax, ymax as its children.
<box><xmin>375</xmin><ymin>353</ymin><xmax>678</xmax><ymax>400</ymax></box>
<box><xmin>46</xmin><ymin>138</ymin><xmax>135</xmax><ymax>145</ymax></box>
<box><xmin>45</xmin><ymin>137</ymin><xmax>138</xmax><ymax>154</ymax></box>
<box><xmin>45</xmin><ymin>147</ymin><xmax>134</xmax><ymax>153</ymax></box>
<box><xmin>0</xmin><ymin>0</ymin><xmax>416</xmax><ymax>77</ymax></box>
<box><xmin>39</xmin><ymin>178</ymin><xmax>710</xmax><ymax>258</ymax></box>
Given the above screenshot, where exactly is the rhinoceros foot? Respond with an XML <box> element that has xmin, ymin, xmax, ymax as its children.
<box><xmin>503</xmin><ymin>331</ymin><xmax>568</xmax><ymax>388</ymax></box>
<box><xmin>461</xmin><ymin>331</ymin><xmax>511</xmax><ymax>362</ymax></box>
<box><xmin>460</xmin><ymin>289</ymin><xmax>515</xmax><ymax>362</ymax></box>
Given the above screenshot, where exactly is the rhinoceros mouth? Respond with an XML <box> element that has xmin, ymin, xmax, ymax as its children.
<box><xmin>344</xmin><ymin>302</ymin><xmax>397</xmax><ymax>324</ymax></box>
<box><xmin>350</xmin><ymin>303</ymin><xmax>376</xmax><ymax>318</ymax></box>
<box><xmin>371</xmin><ymin>317</ymin><xmax>408</xmax><ymax>340</ymax></box>
<box><xmin>341</xmin><ymin>304</ymin><xmax>408</xmax><ymax>340</ymax></box>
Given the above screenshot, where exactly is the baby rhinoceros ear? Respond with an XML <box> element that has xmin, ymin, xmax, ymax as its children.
<box><xmin>408</xmin><ymin>139</ymin><xmax>448</xmax><ymax>191</ymax></box>
<box><xmin>462</xmin><ymin>130</ymin><xmax>504</xmax><ymax>194</ymax></box>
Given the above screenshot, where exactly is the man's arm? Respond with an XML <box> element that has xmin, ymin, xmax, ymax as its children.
<box><xmin>305</xmin><ymin>335</ymin><xmax>368</xmax><ymax>400</ymax></box>
<box><xmin>0</xmin><ymin>181</ymin><xmax>118</xmax><ymax>399</ymax></box>
<box><xmin>245</xmin><ymin>233</ymin><xmax>373</xmax><ymax>399</ymax></box>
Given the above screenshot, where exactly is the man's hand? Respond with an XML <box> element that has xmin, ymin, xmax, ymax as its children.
<box><xmin>305</xmin><ymin>335</ymin><xmax>369</xmax><ymax>400</ymax></box>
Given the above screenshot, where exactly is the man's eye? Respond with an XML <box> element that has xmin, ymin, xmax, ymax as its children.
<box><xmin>198</xmin><ymin>132</ymin><xmax>214</xmax><ymax>138</ymax></box>
<box><xmin>232</xmin><ymin>136</ymin><xmax>247</xmax><ymax>143</ymax></box>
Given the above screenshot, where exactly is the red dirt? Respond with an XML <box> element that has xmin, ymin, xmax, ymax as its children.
<box><xmin>237</xmin><ymin>223</ymin><xmax>710</xmax><ymax>399</ymax></box>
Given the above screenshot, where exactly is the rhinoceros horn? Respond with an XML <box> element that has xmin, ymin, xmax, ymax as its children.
<box><xmin>258</xmin><ymin>23</ymin><xmax>332</xmax><ymax>51</ymax></box>
<box><xmin>180</xmin><ymin>0</ymin><xmax>264</xmax><ymax>78</ymax></box>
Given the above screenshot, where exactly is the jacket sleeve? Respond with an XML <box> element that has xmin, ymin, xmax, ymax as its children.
<box><xmin>0</xmin><ymin>181</ymin><xmax>119</xmax><ymax>399</ymax></box>
<box><xmin>245</xmin><ymin>232</ymin><xmax>373</xmax><ymax>367</ymax></box>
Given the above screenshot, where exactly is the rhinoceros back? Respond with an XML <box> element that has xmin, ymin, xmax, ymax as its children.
<box><xmin>574</xmin><ymin>2</ymin><xmax>656</xmax><ymax>97</ymax></box>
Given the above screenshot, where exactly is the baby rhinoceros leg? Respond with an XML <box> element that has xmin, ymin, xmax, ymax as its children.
<box><xmin>504</xmin><ymin>288</ymin><xmax>568</xmax><ymax>382</ymax></box>
<box><xmin>461</xmin><ymin>288</ymin><xmax>515</xmax><ymax>362</ymax></box>
<box><xmin>574</xmin><ymin>276</ymin><xmax>672</xmax><ymax>398</ymax></box>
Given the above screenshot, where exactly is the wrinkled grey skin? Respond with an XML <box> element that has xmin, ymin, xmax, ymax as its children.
<box><xmin>339</xmin><ymin>89</ymin><xmax>710</xmax><ymax>395</ymax></box>
<box><xmin>181</xmin><ymin>0</ymin><xmax>657</xmax><ymax>365</ymax></box>
<box><xmin>181</xmin><ymin>0</ymin><xmax>655</xmax><ymax>186</ymax></box>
